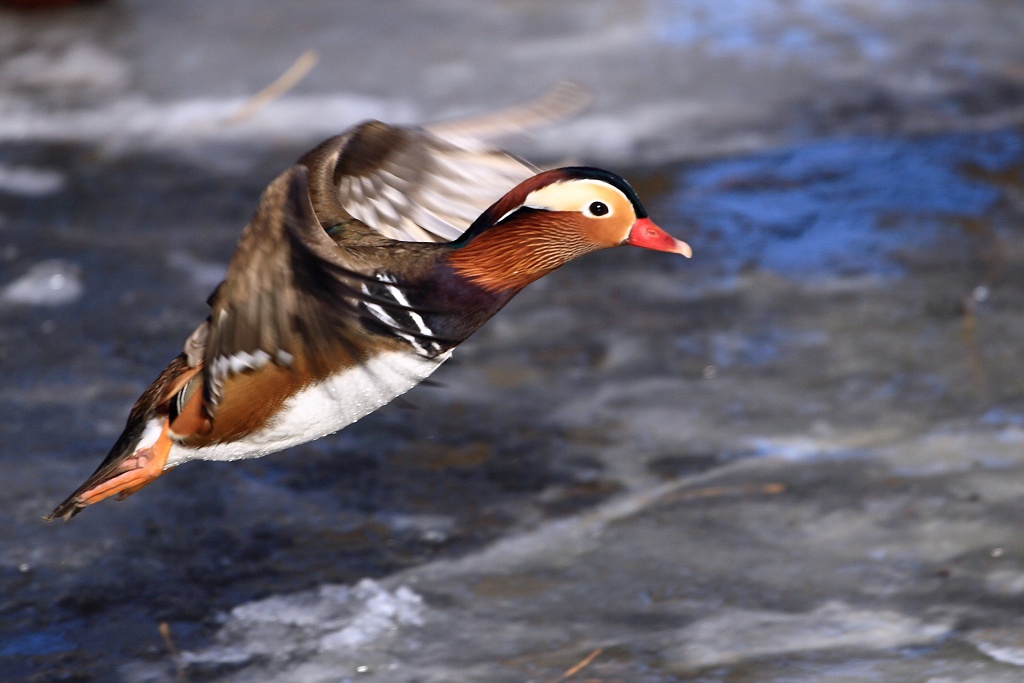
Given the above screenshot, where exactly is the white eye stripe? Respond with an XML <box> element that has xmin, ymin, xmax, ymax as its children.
<box><xmin>519</xmin><ymin>179</ymin><xmax>632</xmax><ymax>216</ymax></box>
<box><xmin>496</xmin><ymin>202</ymin><xmax>546</xmax><ymax>223</ymax></box>
<box><xmin>499</xmin><ymin>197</ymin><xmax>614</xmax><ymax>222</ymax></box>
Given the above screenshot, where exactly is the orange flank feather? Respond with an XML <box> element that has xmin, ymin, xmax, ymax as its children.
<box><xmin>179</xmin><ymin>363</ymin><xmax>311</xmax><ymax>447</ymax></box>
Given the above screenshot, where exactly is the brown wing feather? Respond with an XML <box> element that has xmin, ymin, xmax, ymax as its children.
<box><xmin>201</xmin><ymin>168</ymin><xmax>334</xmax><ymax>409</ymax></box>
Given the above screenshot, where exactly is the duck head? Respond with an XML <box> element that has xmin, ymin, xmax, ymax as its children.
<box><xmin>447</xmin><ymin>166</ymin><xmax>691</xmax><ymax>292</ymax></box>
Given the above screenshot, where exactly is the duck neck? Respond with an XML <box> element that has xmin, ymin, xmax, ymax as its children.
<box><xmin>446</xmin><ymin>211</ymin><xmax>593</xmax><ymax>294</ymax></box>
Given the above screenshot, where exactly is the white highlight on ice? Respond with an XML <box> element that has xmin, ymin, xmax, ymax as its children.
<box><xmin>0</xmin><ymin>164</ymin><xmax>65</xmax><ymax>196</ymax></box>
<box><xmin>1</xmin><ymin>260</ymin><xmax>83</xmax><ymax>306</ymax></box>
<box><xmin>180</xmin><ymin>579</ymin><xmax>425</xmax><ymax>667</ymax></box>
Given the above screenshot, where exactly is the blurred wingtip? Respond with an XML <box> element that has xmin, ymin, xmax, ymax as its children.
<box><xmin>42</xmin><ymin>500</ymin><xmax>79</xmax><ymax>522</ymax></box>
<box><xmin>425</xmin><ymin>81</ymin><xmax>593</xmax><ymax>148</ymax></box>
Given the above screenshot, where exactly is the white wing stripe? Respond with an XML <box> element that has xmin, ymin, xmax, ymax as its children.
<box><xmin>211</xmin><ymin>349</ymin><xmax>273</xmax><ymax>379</ymax></box>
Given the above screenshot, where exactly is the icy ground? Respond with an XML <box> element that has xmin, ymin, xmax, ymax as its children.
<box><xmin>4</xmin><ymin>1</ymin><xmax>1024</xmax><ymax>682</ymax></box>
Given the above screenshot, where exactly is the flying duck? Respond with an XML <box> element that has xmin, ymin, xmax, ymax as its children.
<box><xmin>46</xmin><ymin>115</ymin><xmax>690</xmax><ymax>521</ymax></box>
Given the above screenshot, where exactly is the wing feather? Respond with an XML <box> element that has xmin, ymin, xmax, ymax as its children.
<box><xmin>196</xmin><ymin>166</ymin><xmax>390</xmax><ymax>416</ymax></box>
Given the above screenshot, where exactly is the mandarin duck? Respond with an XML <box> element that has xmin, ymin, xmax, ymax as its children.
<box><xmin>46</xmin><ymin>111</ymin><xmax>690</xmax><ymax>521</ymax></box>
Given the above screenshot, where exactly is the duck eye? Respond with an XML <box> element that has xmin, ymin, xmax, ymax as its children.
<box><xmin>588</xmin><ymin>201</ymin><xmax>609</xmax><ymax>217</ymax></box>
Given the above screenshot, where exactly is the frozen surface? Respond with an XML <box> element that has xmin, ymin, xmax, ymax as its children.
<box><xmin>2</xmin><ymin>0</ymin><xmax>1024</xmax><ymax>164</ymax></box>
<box><xmin>667</xmin><ymin>602</ymin><xmax>952</xmax><ymax>670</ymax></box>
<box><xmin>4</xmin><ymin>1</ymin><xmax>1024</xmax><ymax>682</ymax></box>
<box><xmin>671</xmin><ymin>132</ymin><xmax>1020</xmax><ymax>276</ymax></box>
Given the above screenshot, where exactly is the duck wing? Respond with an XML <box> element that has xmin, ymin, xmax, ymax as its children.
<box><xmin>300</xmin><ymin>83</ymin><xmax>589</xmax><ymax>242</ymax></box>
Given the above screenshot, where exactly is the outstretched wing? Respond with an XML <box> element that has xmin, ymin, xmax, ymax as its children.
<box><xmin>301</xmin><ymin>122</ymin><xmax>535</xmax><ymax>242</ymax></box>
<box><xmin>300</xmin><ymin>83</ymin><xmax>590</xmax><ymax>242</ymax></box>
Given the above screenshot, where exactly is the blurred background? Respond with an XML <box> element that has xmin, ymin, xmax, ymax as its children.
<box><xmin>4</xmin><ymin>1</ymin><xmax>1024</xmax><ymax>681</ymax></box>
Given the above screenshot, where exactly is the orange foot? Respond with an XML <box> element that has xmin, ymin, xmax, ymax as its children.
<box><xmin>45</xmin><ymin>422</ymin><xmax>173</xmax><ymax>521</ymax></box>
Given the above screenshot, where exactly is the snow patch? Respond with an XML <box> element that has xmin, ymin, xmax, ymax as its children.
<box><xmin>0</xmin><ymin>94</ymin><xmax>418</xmax><ymax>152</ymax></box>
<box><xmin>182</xmin><ymin>579</ymin><xmax>425</xmax><ymax>667</ymax></box>
<box><xmin>747</xmin><ymin>436</ymin><xmax>838</xmax><ymax>461</ymax></box>
<box><xmin>879</xmin><ymin>428</ymin><xmax>1024</xmax><ymax>475</ymax></box>
<box><xmin>968</xmin><ymin>627</ymin><xmax>1024</xmax><ymax>666</ymax></box>
<box><xmin>2</xmin><ymin>260</ymin><xmax>82</xmax><ymax>306</ymax></box>
<box><xmin>985</xmin><ymin>570</ymin><xmax>1024</xmax><ymax>597</ymax></box>
<box><xmin>0</xmin><ymin>164</ymin><xmax>64</xmax><ymax>196</ymax></box>
<box><xmin>2</xmin><ymin>42</ymin><xmax>130</xmax><ymax>92</ymax></box>
<box><xmin>319</xmin><ymin>584</ymin><xmax>424</xmax><ymax>650</ymax></box>
<box><xmin>668</xmin><ymin>601</ymin><xmax>952</xmax><ymax>672</ymax></box>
